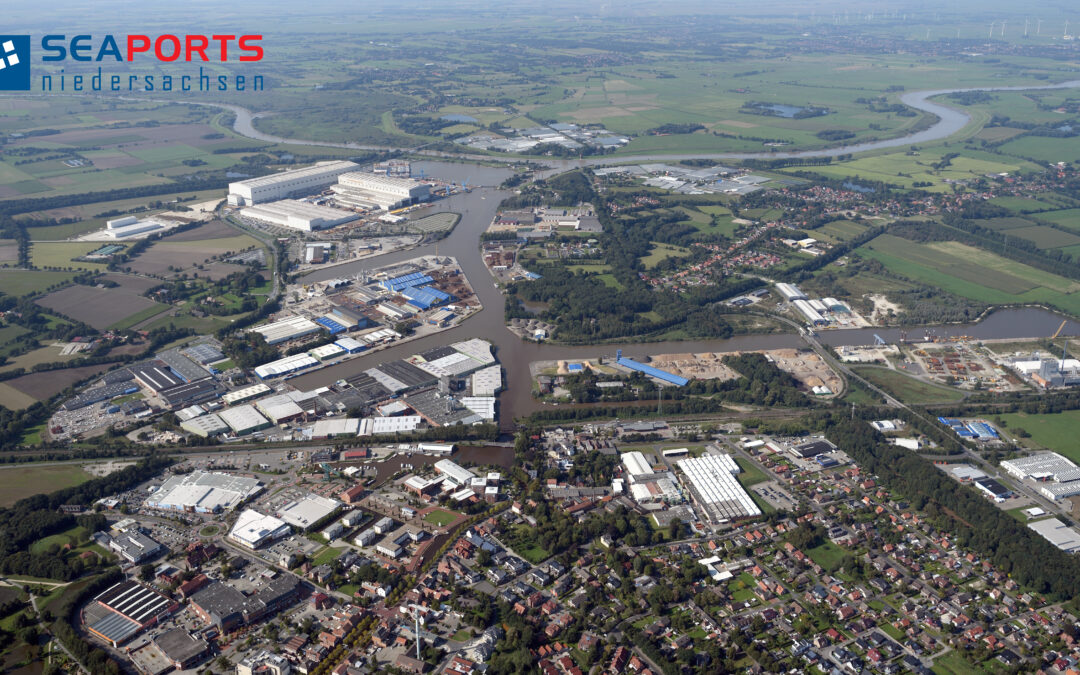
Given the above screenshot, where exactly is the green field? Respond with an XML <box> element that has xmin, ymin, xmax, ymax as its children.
<box><xmin>311</xmin><ymin>546</ymin><xmax>342</xmax><ymax>566</ymax></box>
<box><xmin>1037</xmin><ymin>209</ymin><xmax>1080</xmax><ymax>233</ymax></box>
<box><xmin>734</xmin><ymin>457</ymin><xmax>769</xmax><ymax>487</ymax></box>
<box><xmin>641</xmin><ymin>242</ymin><xmax>691</xmax><ymax>268</ymax></box>
<box><xmin>29</xmin><ymin>525</ymin><xmax>89</xmax><ymax>555</ymax></box>
<box><xmin>853</xmin><ymin>366</ymin><xmax>966</xmax><ymax>405</ymax></box>
<box><xmin>806</xmin><ymin>542</ymin><xmax>847</xmax><ymax>572</ymax></box>
<box><xmin>813</xmin><ymin>219</ymin><xmax>868</xmax><ymax>243</ymax></box>
<box><xmin>0</xmin><ymin>269</ymin><xmax>78</xmax><ymax>296</ymax></box>
<box><xmin>997</xmin><ymin>411</ymin><xmax>1080</xmax><ymax>463</ymax></box>
<box><xmin>423</xmin><ymin>509</ymin><xmax>459</xmax><ymax>527</ymax></box>
<box><xmin>0</xmin><ymin>465</ymin><xmax>93</xmax><ymax>507</ymax></box>
<box><xmin>30</xmin><ymin>242</ymin><xmax>111</xmax><ymax>271</ymax></box>
<box><xmin>858</xmin><ymin>234</ymin><xmax>1080</xmax><ymax>316</ymax></box>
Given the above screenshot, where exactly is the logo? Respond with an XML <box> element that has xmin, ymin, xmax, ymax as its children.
<box><xmin>0</xmin><ymin>36</ymin><xmax>30</xmax><ymax>90</ymax></box>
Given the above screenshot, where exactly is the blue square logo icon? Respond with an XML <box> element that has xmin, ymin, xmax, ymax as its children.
<box><xmin>0</xmin><ymin>36</ymin><xmax>29</xmax><ymax>91</ymax></box>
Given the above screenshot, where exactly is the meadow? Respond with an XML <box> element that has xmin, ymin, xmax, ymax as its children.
<box><xmin>997</xmin><ymin>410</ymin><xmax>1080</xmax><ymax>463</ymax></box>
<box><xmin>857</xmin><ymin>234</ymin><xmax>1080</xmax><ymax>316</ymax></box>
<box><xmin>0</xmin><ymin>464</ymin><xmax>93</xmax><ymax>506</ymax></box>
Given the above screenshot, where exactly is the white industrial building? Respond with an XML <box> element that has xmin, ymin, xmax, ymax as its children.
<box><xmin>240</xmin><ymin>199</ymin><xmax>359</xmax><ymax>231</ymax></box>
<box><xmin>775</xmin><ymin>283</ymin><xmax>808</xmax><ymax>302</ymax></box>
<box><xmin>1001</xmin><ymin>452</ymin><xmax>1080</xmax><ymax>500</ymax></box>
<box><xmin>229</xmin><ymin>509</ymin><xmax>290</xmax><ymax>549</ymax></box>
<box><xmin>1028</xmin><ymin>518</ymin><xmax>1080</xmax><ymax>552</ymax></box>
<box><xmin>311</xmin><ymin>418</ymin><xmax>360</xmax><ymax>439</ymax></box>
<box><xmin>793</xmin><ymin>299</ymin><xmax>826</xmax><ymax>325</ymax></box>
<box><xmin>180</xmin><ymin>413</ymin><xmax>229</xmax><ymax>438</ymax></box>
<box><xmin>253</xmin><ymin>353</ymin><xmax>320</xmax><ymax>380</ymax></box>
<box><xmin>470</xmin><ymin>365</ymin><xmax>503</xmax><ymax>396</ymax></box>
<box><xmin>228</xmin><ymin>160</ymin><xmax>359</xmax><ymax>205</ymax></box>
<box><xmin>249</xmin><ymin>316</ymin><xmax>322</xmax><ymax>345</ymax></box>
<box><xmin>104</xmin><ymin>215</ymin><xmax>163</xmax><ymax>239</ymax></box>
<box><xmin>330</xmin><ymin>172</ymin><xmax>431</xmax><ymax>211</ymax></box>
<box><xmin>310</xmin><ymin>343</ymin><xmax>345</xmax><ymax>361</ymax></box>
<box><xmin>358</xmin><ymin>416</ymin><xmax>423</xmax><ymax>435</ymax></box>
<box><xmin>218</xmin><ymin>404</ymin><xmax>271</xmax><ymax>435</ymax></box>
<box><xmin>677</xmin><ymin>454</ymin><xmax>761</xmax><ymax>522</ymax></box>
<box><xmin>461</xmin><ymin>396</ymin><xmax>496</xmax><ymax>421</ymax></box>
<box><xmin>146</xmin><ymin>472</ymin><xmax>263</xmax><ymax>513</ymax></box>
<box><xmin>221</xmin><ymin>383</ymin><xmax>272</xmax><ymax>405</ymax></box>
<box><xmin>277</xmin><ymin>494</ymin><xmax>342</xmax><ymax>530</ymax></box>
<box><xmin>621</xmin><ymin>451</ymin><xmax>655</xmax><ymax>481</ymax></box>
<box><xmin>435</xmin><ymin>459</ymin><xmax>476</xmax><ymax>487</ymax></box>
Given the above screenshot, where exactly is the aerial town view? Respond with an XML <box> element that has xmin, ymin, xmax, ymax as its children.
<box><xmin>7</xmin><ymin>1</ymin><xmax>1080</xmax><ymax>674</ymax></box>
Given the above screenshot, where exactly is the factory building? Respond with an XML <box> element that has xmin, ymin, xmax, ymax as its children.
<box><xmin>221</xmin><ymin>383</ymin><xmax>272</xmax><ymax>405</ymax></box>
<box><xmin>793</xmin><ymin>299</ymin><xmax>827</xmax><ymax>326</ymax></box>
<box><xmin>240</xmin><ymin>199</ymin><xmax>359</xmax><ymax>231</ymax></box>
<box><xmin>229</xmin><ymin>509</ymin><xmax>291</xmax><ymax>549</ymax></box>
<box><xmin>228</xmin><ymin>160</ymin><xmax>359</xmax><ymax>205</ymax></box>
<box><xmin>330</xmin><ymin>172</ymin><xmax>431</xmax><ymax>211</ymax></box>
<box><xmin>1028</xmin><ymin>518</ymin><xmax>1080</xmax><ymax>552</ymax></box>
<box><xmin>218</xmin><ymin>405</ymin><xmax>272</xmax><ymax>435</ymax></box>
<box><xmin>249</xmin><ymin>315</ymin><xmax>322</xmax><ymax>345</ymax></box>
<box><xmin>180</xmin><ymin>413</ymin><xmax>229</xmax><ymax>438</ymax></box>
<box><xmin>147</xmin><ymin>472</ymin><xmax>263</xmax><ymax>513</ymax></box>
<box><xmin>615</xmin><ymin>350</ymin><xmax>689</xmax><ymax>386</ymax></box>
<box><xmin>277</xmin><ymin>494</ymin><xmax>341</xmax><ymax>530</ymax></box>
<box><xmin>104</xmin><ymin>215</ymin><xmax>163</xmax><ymax>239</ymax></box>
<box><xmin>677</xmin><ymin>454</ymin><xmax>761</xmax><ymax>522</ymax></box>
<box><xmin>435</xmin><ymin>459</ymin><xmax>477</xmax><ymax>487</ymax></box>
<box><xmin>775</xmin><ymin>283</ymin><xmax>808</xmax><ymax>302</ymax></box>
<box><xmin>86</xmin><ymin>580</ymin><xmax>178</xmax><ymax>647</ymax></box>
<box><xmin>253</xmin><ymin>353</ymin><xmax>320</xmax><ymax>380</ymax></box>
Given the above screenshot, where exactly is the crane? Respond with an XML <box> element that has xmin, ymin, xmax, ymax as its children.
<box><xmin>1051</xmin><ymin>319</ymin><xmax>1068</xmax><ymax>340</ymax></box>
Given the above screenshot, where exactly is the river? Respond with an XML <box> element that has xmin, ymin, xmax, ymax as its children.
<box><xmin>290</xmin><ymin>170</ymin><xmax>1080</xmax><ymax>429</ymax></box>
<box><xmin>209</xmin><ymin>82</ymin><xmax>1080</xmax><ymax>429</ymax></box>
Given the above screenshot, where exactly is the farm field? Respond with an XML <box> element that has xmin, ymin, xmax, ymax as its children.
<box><xmin>1036</xmin><ymin>209</ymin><xmax>1080</xmax><ymax>233</ymax></box>
<box><xmin>813</xmin><ymin>219</ymin><xmax>869</xmax><ymax>244</ymax></box>
<box><xmin>782</xmin><ymin>149</ymin><xmax>1040</xmax><ymax>192</ymax></box>
<box><xmin>0</xmin><ymin>345</ymin><xmax>79</xmax><ymax>373</ymax></box>
<box><xmin>5</xmin><ymin>363</ymin><xmax>113</xmax><ymax>405</ymax></box>
<box><xmin>126</xmin><ymin>221</ymin><xmax>262</xmax><ymax>277</ymax></box>
<box><xmin>0</xmin><ymin>465</ymin><xmax>93</xmax><ymax>506</ymax></box>
<box><xmin>0</xmin><ymin>239</ymin><xmax>17</xmax><ymax>263</ymax></box>
<box><xmin>996</xmin><ymin>411</ymin><xmax>1080</xmax><ymax>464</ymax></box>
<box><xmin>857</xmin><ymin>234</ymin><xmax>1080</xmax><ymax>316</ymax></box>
<box><xmin>29</xmin><ymin>242</ymin><xmax>111</xmax><ymax>271</ymax></box>
<box><xmin>853</xmin><ymin>366</ymin><xmax>966</xmax><ymax>405</ymax></box>
<box><xmin>36</xmin><ymin>283</ymin><xmax>166</xmax><ymax>330</ymax></box>
<box><xmin>0</xmin><ymin>269</ymin><xmax>78</xmax><ymax>296</ymax></box>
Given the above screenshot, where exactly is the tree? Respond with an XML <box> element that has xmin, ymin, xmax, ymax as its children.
<box><xmin>139</xmin><ymin>564</ymin><xmax>154</xmax><ymax>582</ymax></box>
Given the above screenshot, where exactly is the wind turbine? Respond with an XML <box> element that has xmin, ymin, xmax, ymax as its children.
<box><xmin>1001</xmin><ymin>20</ymin><xmax>1006</xmax><ymax>37</ymax></box>
<box><xmin>989</xmin><ymin>22</ymin><xmax>995</xmax><ymax>39</ymax></box>
<box><xmin>1037</xmin><ymin>19</ymin><xmax>1043</xmax><ymax>35</ymax></box>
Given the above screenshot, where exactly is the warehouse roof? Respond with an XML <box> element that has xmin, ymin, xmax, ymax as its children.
<box><xmin>250</xmin><ymin>315</ymin><xmax>322</xmax><ymax>344</ymax></box>
<box><xmin>157</xmin><ymin>348</ymin><xmax>211</xmax><ymax>383</ymax></box>
<box><xmin>277</xmin><ymin>494</ymin><xmax>341</xmax><ymax>529</ymax></box>
<box><xmin>229</xmin><ymin>509</ymin><xmax>289</xmax><ymax>547</ymax></box>
<box><xmin>155</xmin><ymin>628</ymin><xmax>209</xmax><ymax>666</ymax></box>
<box><xmin>131</xmin><ymin>362</ymin><xmax>183</xmax><ymax>392</ymax></box>
<box><xmin>222</xmin><ymin>383</ymin><xmax>272</xmax><ymax>404</ymax></box>
<box><xmin>218</xmin><ymin>405</ymin><xmax>270</xmax><ymax>433</ymax></box>
<box><xmin>677</xmin><ymin>454</ymin><xmax>760</xmax><ymax>521</ymax></box>
<box><xmin>96</xmin><ymin>580</ymin><xmax>174</xmax><ymax>625</ymax></box>
<box><xmin>147</xmin><ymin>472</ymin><xmax>262</xmax><ymax>512</ymax></box>
<box><xmin>1029</xmin><ymin>518</ymin><xmax>1080</xmax><ymax>552</ymax></box>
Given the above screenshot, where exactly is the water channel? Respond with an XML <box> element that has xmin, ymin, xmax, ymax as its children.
<box><xmin>288</xmin><ymin>162</ymin><xmax>1080</xmax><ymax>429</ymax></box>
<box><xmin>206</xmin><ymin>81</ymin><xmax>1080</xmax><ymax>430</ymax></box>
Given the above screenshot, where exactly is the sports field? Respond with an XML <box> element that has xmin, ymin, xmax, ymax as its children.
<box><xmin>858</xmin><ymin>235</ymin><xmax>1080</xmax><ymax>316</ymax></box>
<box><xmin>996</xmin><ymin>411</ymin><xmax>1080</xmax><ymax>464</ymax></box>
<box><xmin>423</xmin><ymin>509</ymin><xmax>459</xmax><ymax>527</ymax></box>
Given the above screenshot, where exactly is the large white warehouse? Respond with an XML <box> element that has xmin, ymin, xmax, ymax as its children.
<box><xmin>330</xmin><ymin>172</ymin><xmax>431</xmax><ymax>211</ymax></box>
<box><xmin>240</xmin><ymin>199</ymin><xmax>359</xmax><ymax>232</ymax></box>
<box><xmin>228</xmin><ymin>161</ymin><xmax>359</xmax><ymax>205</ymax></box>
<box><xmin>677</xmin><ymin>454</ymin><xmax>761</xmax><ymax>522</ymax></box>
